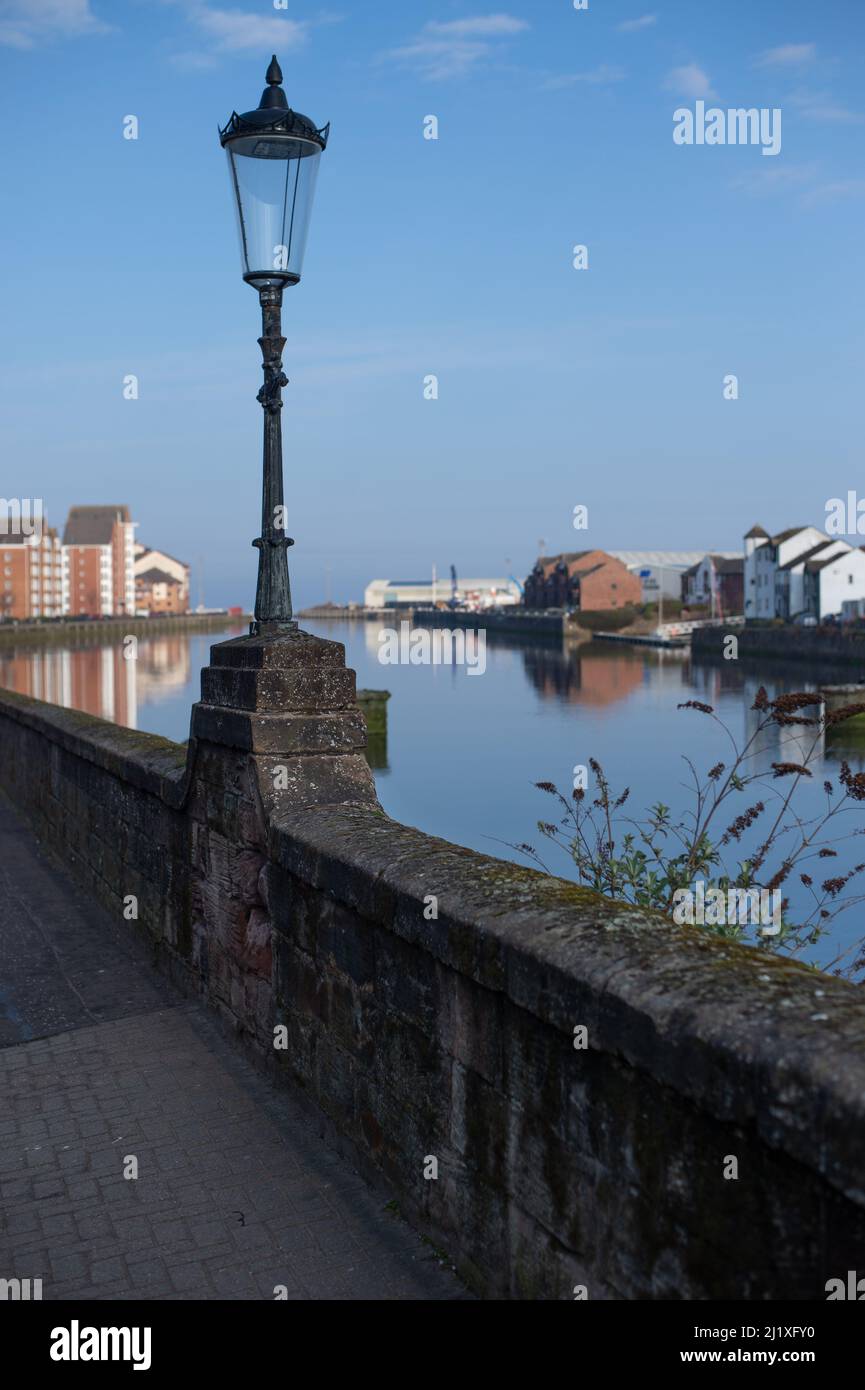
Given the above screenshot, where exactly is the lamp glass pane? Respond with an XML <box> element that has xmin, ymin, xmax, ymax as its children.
<box><xmin>226</xmin><ymin>136</ymin><xmax>321</xmax><ymax>286</ymax></box>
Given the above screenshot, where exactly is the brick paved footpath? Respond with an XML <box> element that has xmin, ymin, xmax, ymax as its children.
<box><xmin>0</xmin><ymin>793</ymin><xmax>468</xmax><ymax>1301</ymax></box>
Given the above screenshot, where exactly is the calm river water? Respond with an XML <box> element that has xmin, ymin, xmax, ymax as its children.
<box><xmin>4</xmin><ymin>619</ymin><xmax>864</xmax><ymax>974</ymax></box>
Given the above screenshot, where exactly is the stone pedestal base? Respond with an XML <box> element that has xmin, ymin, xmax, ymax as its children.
<box><xmin>183</xmin><ymin>628</ymin><xmax>380</xmax><ymax>1043</ymax></box>
<box><xmin>190</xmin><ymin>628</ymin><xmax>380</xmax><ymax>815</ymax></box>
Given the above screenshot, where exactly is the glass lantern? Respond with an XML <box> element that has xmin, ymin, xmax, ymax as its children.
<box><xmin>220</xmin><ymin>56</ymin><xmax>329</xmax><ymax>290</ymax></box>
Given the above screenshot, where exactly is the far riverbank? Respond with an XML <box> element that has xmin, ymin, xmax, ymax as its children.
<box><xmin>0</xmin><ymin>613</ymin><xmax>251</xmax><ymax>651</ymax></box>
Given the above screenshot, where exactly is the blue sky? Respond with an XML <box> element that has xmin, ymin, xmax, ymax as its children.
<box><xmin>1</xmin><ymin>0</ymin><xmax>863</xmax><ymax>608</ymax></box>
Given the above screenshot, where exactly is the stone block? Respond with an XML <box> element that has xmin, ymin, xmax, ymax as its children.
<box><xmin>198</xmin><ymin>666</ymin><xmax>358</xmax><ymax>715</ymax></box>
<box><xmin>191</xmin><ymin>704</ymin><xmax>366</xmax><ymax>756</ymax></box>
<box><xmin>209</xmin><ymin>630</ymin><xmax>345</xmax><ymax>670</ymax></box>
<box><xmin>317</xmin><ymin>904</ymin><xmax>375</xmax><ymax>987</ymax></box>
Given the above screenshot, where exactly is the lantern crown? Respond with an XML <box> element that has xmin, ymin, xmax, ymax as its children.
<box><xmin>219</xmin><ymin>55</ymin><xmax>329</xmax><ymax>150</ymax></box>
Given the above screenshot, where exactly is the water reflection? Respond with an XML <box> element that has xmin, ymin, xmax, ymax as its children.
<box><xmin>0</xmin><ymin>630</ymin><xmax>244</xmax><ymax>734</ymax></box>
<box><xmin>4</xmin><ymin>623</ymin><xmax>864</xmax><ymax>770</ymax></box>
<box><xmin>691</xmin><ymin>652</ymin><xmax>865</xmax><ymax>767</ymax></box>
<box><xmin>0</xmin><ymin>644</ymin><xmax>139</xmax><ymax>726</ymax></box>
<box><xmin>521</xmin><ymin>641</ymin><xmax>687</xmax><ymax>706</ymax></box>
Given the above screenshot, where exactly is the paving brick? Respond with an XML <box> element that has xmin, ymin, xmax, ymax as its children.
<box><xmin>49</xmin><ymin>1251</ymin><xmax>90</xmax><ymax>1283</ymax></box>
<box><xmin>0</xmin><ymin>795</ymin><xmax>468</xmax><ymax>1303</ymax></box>
<box><xmin>90</xmin><ymin>1257</ymin><xmax>127</xmax><ymax>1284</ymax></box>
<box><xmin>5</xmin><ymin>1209</ymin><xmax>40</xmax><ymax>1236</ymax></box>
<box><xmin>169</xmin><ymin>1260</ymin><xmax>213</xmax><ymax>1293</ymax></box>
<box><xmin>75</xmin><ymin>1211</ymin><xmax>115</xmax><ymax>1240</ymax></box>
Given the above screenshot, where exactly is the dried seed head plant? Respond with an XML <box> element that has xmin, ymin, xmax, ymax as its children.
<box><xmin>518</xmin><ymin>689</ymin><xmax>865</xmax><ymax>980</ymax></box>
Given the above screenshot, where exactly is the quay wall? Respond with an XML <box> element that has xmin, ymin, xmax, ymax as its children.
<box><xmin>692</xmin><ymin>623</ymin><xmax>865</xmax><ymax>666</ymax></box>
<box><xmin>413</xmin><ymin>608</ymin><xmax>566</xmax><ymax>639</ymax></box>
<box><xmin>0</xmin><ymin>613</ymin><xmax>249</xmax><ymax>651</ymax></box>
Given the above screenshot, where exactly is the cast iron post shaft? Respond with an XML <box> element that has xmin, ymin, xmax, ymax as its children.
<box><xmin>251</xmin><ymin>284</ymin><xmax>295</xmax><ymax>635</ymax></box>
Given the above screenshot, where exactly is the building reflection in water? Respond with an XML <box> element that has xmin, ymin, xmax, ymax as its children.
<box><xmin>520</xmin><ymin>636</ymin><xmax>865</xmax><ymax>767</ymax></box>
<box><xmin>690</xmin><ymin>652</ymin><xmax>865</xmax><ymax>768</ymax></box>
<box><xmin>0</xmin><ymin>636</ymin><xmax>195</xmax><ymax>731</ymax></box>
<box><xmin>359</xmin><ymin>617</ymin><xmax>694</xmax><ymax>709</ymax></box>
<box><xmin>521</xmin><ymin>640</ymin><xmax>689</xmax><ymax>708</ymax></box>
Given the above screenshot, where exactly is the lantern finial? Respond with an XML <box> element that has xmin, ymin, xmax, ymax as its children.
<box><xmin>260</xmin><ymin>54</ymin><xmax>288</xmax><ymax>111</ymax></box>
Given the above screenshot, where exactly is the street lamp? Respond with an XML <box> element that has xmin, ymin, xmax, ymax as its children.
<box><xmin>219</xmin><ymin>56</ymin><xmax>329</xmax><ymax>634</ymax></box>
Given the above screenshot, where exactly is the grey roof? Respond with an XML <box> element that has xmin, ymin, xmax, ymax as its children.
<box><xmin>136</xmin><ymin>567</ymin><xmax>177</xmax><ymax>585</ymax></box>
<box><xmin>778</xmin><ymin>542</ymin><xmax>840</xmax><ymax>572</ymax></box>
<box><xmin>541</xmin><ymin>551</ymin><xmax>630</xmax><ymax>575</ymax></box>
<box><xmin>0</xmin><ymin>523</ymin><xmax>57</xmax><ymax>545</ymax></box>
<box><xmin>536</xmin><ymin>551</ymin><xmax>592</xmax><ymax>570</ymax></box>
<box><xmin>383</xmin><ymin>578</ymin><xmax>513</xmax><ymax>588</ymax></box>
<box><xmin>771</xmin><ymin>526</ymin><xmax>810</xmax><ymax>545</ymax></box>
<box><xmin>609</xmin><ymin>551</ymin><xmax>712</xmax><ymax>566</ymax></box>
<box><xmin>805</xmin><ymin>551</ymin><xmax>857</xmax><ymax>574</ymax></box>
<box><xmin>135</xmin><ymin>546</ymin><xmax>189</xmax><ymax>570</ymax></box>
<box><xmin>680</xmin><ymin>556</ymin><xmax>743</xmax><ymax>578</ymax></box>
<box><xmin>63</xmin><ymin>506</ymin><xmax>130</xmax><ymax>546</ymax></box>
<box><xmin>745</xmin><ymin>524</ymin><xmax>770</xmax><ymax>539</ymax></box>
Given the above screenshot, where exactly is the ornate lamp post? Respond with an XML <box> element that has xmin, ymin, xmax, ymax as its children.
<box><xmin>220</xmin><ymin>57</ymin><xmax>329</xmax><ymax>635</ymax></box>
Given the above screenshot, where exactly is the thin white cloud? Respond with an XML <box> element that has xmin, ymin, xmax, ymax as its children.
<box><xmin>384</xmin><ymin>13</ymin><xmax>529</xmax><ymax>80</ymax></box>
<box><xmin>385</xmin><ymin>38</ymin><xmax>487</xmax><ymax>79</ymax></box>
<box><xmin>755</xmin><ymin>43</ymin><xmax>816</xmax><ymax>68</ymax></box>
<box><xmin>617</xmin><ymin>14</ymin><xmax>656</xmax><ymax>33</ymax></box>
<box><xmin>0</xmin><ymin>0</ymin><xmax>109</xmax><ymax>48</ymax></box>
<box><xmin>729</xmin><ymin>162</ymin><xmax>865</xmax><ymax>211</ymax></box>
<box><xmin>425</xmin><ymin>15</ymin><xmax>528</xmax><ymax>38</ymax></box>
<box><xmin>663</xmin><ymin>64</ymin><xmax>716</xmax><ymax>100</ymax></box>
<box><xmin>545</xmin><ymin>65</ymin><xmax>625</xmax><ymax>91</ymax></box>
<box><xmin>730</xmin><ymin>163</ymin><xmax>820</xmax><ymax>197</ymax></box>
<box><xmin>790</xmin><ymin>88</ymin><xmax>863</xmax><ymax>123</ymax></box>
<box><xmin>165</xmin><ymin>2</ymin><xmax>317</xmax><ymax>68</ymax></box>
<box><xmin>801</xmin><ymin>179</ymin><xmax>865</xmax><ymax>208</ymax></box>
<box><xmin>188</xmin><ymin>4</ymin><xmax>308</xmax><ymax>53</ymax></box>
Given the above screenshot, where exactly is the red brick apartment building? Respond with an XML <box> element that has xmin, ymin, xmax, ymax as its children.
<box><xmin>63</xmin><ymin>506</ymin><xmax>136</xmax><ymax>617</ymax></box>
<box><xmin>523</xmin><ymin>550</ymin><xmax>643</xmax><ymax>611</ymax></box>
<box><xmin>0</xmin><ymin>518</ymin><xmax>64</xmax><ymax>619</ymax></box>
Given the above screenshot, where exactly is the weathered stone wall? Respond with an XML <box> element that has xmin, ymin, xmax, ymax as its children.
<box><xmin>2</xmin><ymin>630</ymin><xmax>865</xmax><ymax>1301</ymax></box>
<box><xmin>264</xmin><ymin>807</ymin><xmax>865</xmax><ymax>1300</ymax></box>
<box><xmin>0</xmin><ymin>691</ymin><xmax>191</xmax><ymax>959</ymax></box>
